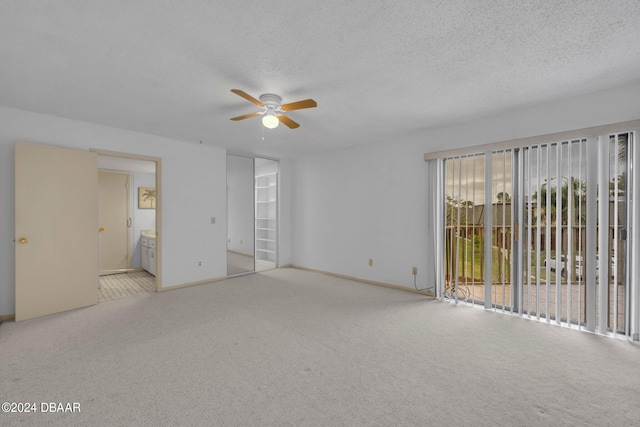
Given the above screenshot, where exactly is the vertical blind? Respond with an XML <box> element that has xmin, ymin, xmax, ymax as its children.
<box><xmin>431</xmin><ymin>126</ymin><xmax>639</xmax><ymax>340</ymax></box>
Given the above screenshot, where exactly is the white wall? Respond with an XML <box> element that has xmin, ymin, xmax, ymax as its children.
<box><xmin>290</xmin><ymin>80</ymin><xmax>640</xmax><ymax>289</ymax></box>
<box><xmin>0</xmin><ymin>106</ymin><xmax>229</xmax><ymax>316</ymax></box>
<box><xmin>291</xmin><ymin>140</ymin><xmax>429</xmax><ymax>287</ymax></box>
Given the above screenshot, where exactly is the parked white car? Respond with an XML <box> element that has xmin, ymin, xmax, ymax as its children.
<box><xmin>545</xmin><ymin>255</ymin><xmax>566</xmax><ymax>275</ymax></box>
<box><xmin>545</xmin><ymin>254</ymin><xmax>615</xmax><ymax>280</ymax></box>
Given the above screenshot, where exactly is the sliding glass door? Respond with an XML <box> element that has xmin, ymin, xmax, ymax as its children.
<box><xmin>443</xmin><ymin>151</ymin><xmax>514</xmax><ymax>311</ymax></box>
<box><xmin>521</xmin><ymin>135</ymin><xmax>629</xmax><ymax>333</ymax></box>
<box><xmin>444</xmin><ymin>154</ymin><xmax>485</xmax><ymax>304</ymax></box>
<box><xmin>441</xmin><ymin>132</ymin><xmax>631</xmax><ymax>336</ymax></box>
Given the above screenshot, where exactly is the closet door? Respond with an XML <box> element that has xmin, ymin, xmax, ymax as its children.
<box><xmin>226</xmin><ymin>154</ymin><xmax>255</xmax><ymax>276</ymax></box>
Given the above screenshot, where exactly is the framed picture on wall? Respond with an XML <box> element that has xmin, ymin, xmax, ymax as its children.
<box><xmin>138</xmin><ymin>187</ymin><xmax>156</xmax><ymax>209</ymax></box>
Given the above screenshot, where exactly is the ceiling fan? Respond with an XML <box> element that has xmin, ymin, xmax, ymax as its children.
<box><xmin>229</xmin><ymin>89</ymin><xmax>317</xmax><ymax>129</ymax></box>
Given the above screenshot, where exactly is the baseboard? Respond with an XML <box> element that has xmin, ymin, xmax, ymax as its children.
<box><xmin>158</xmin><ymin>276</ymin><xmax>227</xmax><ymax>292</ymax></box>
<box><xmin>278</xmin><ymin>264</ymin><xmax>294</xmax><ymax>268</ymax></box>
<box><xmin>227</xmin><ymin>249</ymin><xmax>253</xmax><ymax>258</ymax></box>
<box><xmin>290</xmin><ymin>265</ymin><xmax>435</xmax><ymax>297</ymax></box>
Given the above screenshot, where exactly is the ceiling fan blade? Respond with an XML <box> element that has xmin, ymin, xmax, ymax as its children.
<box><xmin>230</xmin><ymin>112</ymin><xmax>260</xmax><ymax>121</ymax></box>
<box><xmin>280</xmin><ymin>99</ymin><xmax>317</xmax><ymax>111</ymax></box>
<box><xmin>278</xmin><ymin>115</ymin><xmax>300</xmax><ymax>129</ymax></box>
<box><xmin>230</xmin><ymin>89</ymin><xmax>264</xmax><ymax>107</ymax></box>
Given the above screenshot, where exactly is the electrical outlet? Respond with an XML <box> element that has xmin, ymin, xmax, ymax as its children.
<box><xmin>198</xmin><ymin>261</ymin><xmax>202</xmax><ymax>267</ymax></box>
<box><xmin>412</xmin><ymin>266</ymin><xmax>418</xmax><ymax>275</ymax></box>
<box><xmin>211</xmin><ymin>217</ymin><xmax>215</xmax><ymax>224</ymax></box>
<box><xmin>369</xmin><ymin>259</ymin><xmax>373</xmax><ymax>267</ymax></box>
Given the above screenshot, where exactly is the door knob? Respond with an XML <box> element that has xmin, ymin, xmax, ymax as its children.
<box><xmin>99</xmin><ymin>227</ymin><xmax>105</xmax><ymax>232</ymax></box>
<box><xmin>19</xmin><ymin>237</ymin><xmax>28</xmax><ymax>244</ymax></box>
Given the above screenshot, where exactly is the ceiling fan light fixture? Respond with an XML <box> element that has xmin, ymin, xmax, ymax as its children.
<box><xmin>230</xmin><ymin>89</ymin><xmax>315</xmax><ymax>129</ymax></box>
<box><xmin>262</xmin><ymin>112</ymin><xmax>279</xmax><ymax>129</ymax></box>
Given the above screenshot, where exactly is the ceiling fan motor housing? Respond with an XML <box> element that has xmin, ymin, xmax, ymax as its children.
<box><xmin>259</xmin><ymin>94</ymin><xmax>282</xmax><ymax>109</ymax></box>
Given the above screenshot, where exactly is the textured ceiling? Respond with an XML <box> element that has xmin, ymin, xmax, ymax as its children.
<box><xmin>1</xmin><ymin>1</ymin><xmax>640</xmax><ymax>159</ymax></box>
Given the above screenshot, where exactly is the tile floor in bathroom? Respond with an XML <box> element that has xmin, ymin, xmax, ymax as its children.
<box><xmin>98</xmin><ymin>271</ymin><xmax>155</xmax><ymax>302</ymax></box>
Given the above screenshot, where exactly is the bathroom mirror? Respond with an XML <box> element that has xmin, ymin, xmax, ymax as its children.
<box><xmin>227</xmin><ymin>154</ymin><xmax>255</xmax><ymax>276</ymax></box>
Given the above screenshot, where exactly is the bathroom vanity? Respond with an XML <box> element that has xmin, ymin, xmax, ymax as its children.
<box><xmin>140</xmin><ymin>230</ymin><xmax>156</xmax><ymax>276</ymax></box>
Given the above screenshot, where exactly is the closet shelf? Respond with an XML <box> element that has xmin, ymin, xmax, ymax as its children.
<box><xmin>255</xmin><ymin>169</ymin><xmax>277</xmax><ymax>265</ymax></box>
<box><xmin>256</xmin><ymin>248</ymin><xmax>275</xmax><ymax>254</ymax></box>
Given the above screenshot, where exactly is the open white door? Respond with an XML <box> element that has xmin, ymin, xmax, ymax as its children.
<box><xmin>15</xmin><ymin>141</ymin><xmax>98</xmax><ymax>321</ymax></box>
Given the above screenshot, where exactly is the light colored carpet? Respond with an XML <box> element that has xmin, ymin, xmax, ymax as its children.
<box><xmin>1</xmin><ymin>268</ymin><xmax>639</xmax><ymax>426</ymax></box>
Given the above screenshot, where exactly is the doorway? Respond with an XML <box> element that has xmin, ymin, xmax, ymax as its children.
<box><xmin>96</xmin><ymin>154</ymin><xmax>159</xmax><ymax>302</ymax></box>
<box><xmin>14</xmin><ymin>142</ymin><xmax>161</xmax><ymax>321</ymax></box>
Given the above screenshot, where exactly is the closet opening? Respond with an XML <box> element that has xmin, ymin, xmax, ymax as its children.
<box><xmin>255</xmin><ymin>157</ymin><xmax>278</xmax><ymax>272</ymax></box>
<box><xmin>227</xmin><ymin>154</ymin><xmax>279</xmax><ymax>277</ymax></box>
